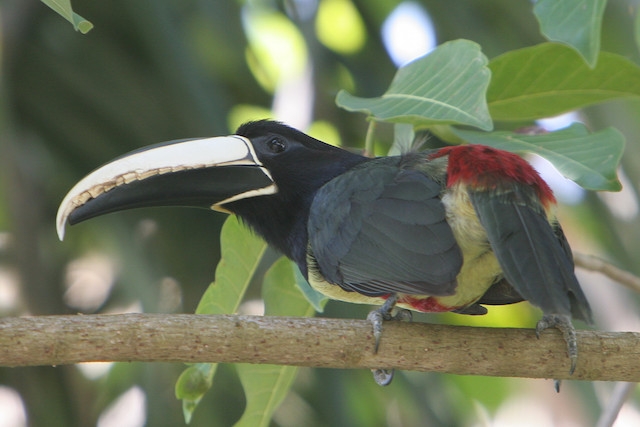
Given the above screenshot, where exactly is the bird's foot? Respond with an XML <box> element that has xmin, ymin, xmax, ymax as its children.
<box><xmin>366</xmin><ymin>294</ymin><xmax>412</xmax><ymax>386</ymax></box>
<box><xmin>371</xmin><ymin>368</ymin><xmax>394</xmax><ymax>386</ymax></box>
<box><xmin>367</xmin><ymin>294</ymin><xmax>413</xmax><ymax>352</ymax></box>
<box><xmin>536</xmin><ymin>314</ymin><xmax>578</xmax><ymax>375</ymax></box>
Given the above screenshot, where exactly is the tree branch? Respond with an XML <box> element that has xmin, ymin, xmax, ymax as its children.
<box><xmin>0</xmin><ymin>314</ymin><xmax>638</xmax><ymax>381</ymax></box>
<box><xmin>574</xmin><ymin>252</ymin><xmax>640</xmax><ymax>294</ymax></box>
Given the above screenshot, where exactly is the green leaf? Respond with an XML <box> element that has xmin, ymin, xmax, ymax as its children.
<box><xmin>176</xmin><ymin>216</ymin><xmax>268</xmax><ymax>423</ymax></box>
<box><xmin>195</xmin><ymin>216</ymin><xmax>268</xmax><ymax>315</ymax></box>
<box><xmin>234</xmin><ymin>363</ymin><xmax>298</xmax><ymax>427</ymax></box>
<box><xmin>453</xmin><ymin>123</ymin><xmax>624</xmax><ymax>191</ymax></box>
<box><xmin>175</xmin><ymin>364</ymin><xmax>214</xmax><ymax>424</ymax></box>
<box><xmin>234</xmin><ymin>257</ymin><xmax>316</xmax><ymax>427</ymax></box>
<box><xmin>41</xmin><ymin>0</ymin><xmax>93</xmax><ymax>33</ymax></box>
<box><xmin>488</xmin><ymin>43</ymin><xmax>640</xmax><ymax>121</ymax></box>
<box><xmin>336</xmin><ymin>39</ymin><xmax>493</xmax><ymax>131</ymax></box>
<box><xmin>534</xmin><ymin>0</ymin><xmax>606</xmax><ymax>67</ymax></box>
<box><xmin>293</xmin><ymin>266</ymin><xmax>328</xmax><ymax>313</ymax></box>
<box><xmin>262</xmin><ymin>257</ymin><xmax>317</xmax><ymax>317</ymax></box>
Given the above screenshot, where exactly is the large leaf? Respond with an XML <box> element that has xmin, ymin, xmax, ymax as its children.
<box><xmin>41</xmin><ymin>0</ymin><xmax>93</xmax><ymax>33</ymax></box>
<box><xmin>176</xmin><ymin>216</ymin><xmax>268</xmax><ymax>423</ymax></box>
<box><xmin>336</xmin><ymin>39</ymin><xmax>493</xmax><ymax>131</ymax></box>
<box><xmin>453</xmin><ymin>123</ymin><xmax>624</xmax><ymax>191</ymax></box>
<box><xmin>488</xmin><ymin>43</ymin><xmax>640</xmax><ymax>121</ymax></box>
<box><xmin>534</xmin><ymin>0</ymin><xmax>606</xmax><ymax>67</ymax></box>
<box><xmin>234</xmin><ymin>257</ymin><xmax>316</xmax><ymax>427</ymax></box>
<box><xmin>194</xmin><ymin>217</ymin><xmax>267</xmax><ymax>315</ymax></box>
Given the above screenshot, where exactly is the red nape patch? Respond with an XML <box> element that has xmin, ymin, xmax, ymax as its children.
<box><xmin>399</xmin><ymin>296</ymin><xmax>452</xmax><ymax>313</ymax></box>
<box><xmin>430</xmin><ymin>145</ymin><xmax>556</xmax><ymax>206</ymax></box>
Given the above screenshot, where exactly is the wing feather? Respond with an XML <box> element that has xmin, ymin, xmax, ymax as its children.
<box><xmin>309</xmin><ymin>158</ymin><xmax>462</xmax><ymax>297</ymax></box>
<box><xmin>470</xmin><ymin>186</ymin><xmax>592</xmax><ymax>323</ymax></box>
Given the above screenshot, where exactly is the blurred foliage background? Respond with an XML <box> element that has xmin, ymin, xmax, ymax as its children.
<box><xmin>2</xmin><ymin>0</ymin><xmax>640</xmax><ymax>426</ymax></box>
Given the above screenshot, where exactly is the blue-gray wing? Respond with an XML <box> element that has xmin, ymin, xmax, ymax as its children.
<box><xmin>469</xmin><ymin>185</ymin><xmax>592</xmax><ymax>323</ymax></box>
<box><xmin>308</xmin><ymin>159</ymin><xmax>462</xmax><ymax>297</ymax></box>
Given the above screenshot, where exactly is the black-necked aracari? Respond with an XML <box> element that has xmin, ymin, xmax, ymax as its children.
<box><xmin>56</xmin><ymin>120</ymin><xmax>592</xmax><ymax>384</ymax></box>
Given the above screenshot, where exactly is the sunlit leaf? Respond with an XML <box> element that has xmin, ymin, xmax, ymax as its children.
<box><xmin>308</xmin><ymin>120</ymin><xmax>342</xmax><ymax>148</ymax></box>
<box><xmin>453</xmin><ymin>123</ymin><xmax>624</xmax><ymax>191</ymax></box>
<box><xmin>175</xmin><ymin>364</ymin><xmax>214</xmax><ymax>424</ymax></box>
<box><xmin>195</xmin><ymin>216</ymin><xmax>268</xmax><ymax>315</ymax></box>
<box><xmin>488</xmin><ymin>43</ymin><xmax>640</xmax><ymax>121</ymax></box>
<box><xmin>41</xmin><ymin>0</ymin><xmax>93</xmax><ymax>33</ymax></box>
<box><xmin>316</xmin><ymin>0</ymin><xmax>366</xmax><ymax>54</ymax></box>
<box><xmin>234</xmin><ymin>257</ymin><xmax>316</xmax><ymax>427</ymax></box>
<box><xmin>244</xmin><ymin>10</ymin><xmax>307</xmax><ymax>92</ymax></box>
<box><xmin>176</xmin><ymin>216</ymin><xmax>268</xmax><ymax>423</ymax></box>
<box><xmin>534</xmin><ymin>0</ymin><xmax>606</xmax><ymax>67</ymax></box>
<box><xmin>336</xmin><ymin>39</ymin><xmax>493</xmax><ymax>131</ymax></box>
<box><xmin>228</xmin><ymin>104</ymin><xmax>274</xmax><ymax>133</ymax></box>
<box><xmin>262</xmin><ymin>258</ymin><xmax>317</xmax><ymax>318</ymax></box>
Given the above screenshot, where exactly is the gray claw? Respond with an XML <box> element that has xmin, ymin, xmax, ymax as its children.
<box><xmin>366</xmin><ymin>294</ymin><xmax>413</xmax><ymax>386</ymax></box>
<box><xmin>367</xmin><ymin>294</ymin><xmax>399</xmax><ymax>353</ymax></box>
<box><xmin>371</xmin><ymin>368</ymin><xmax>394</xmax><ymax>386</ymax></box>
<box><xmin>394</xmin><ymin>308</ymin><xmax>412</xmax><ymax>323</ymax></box>
<box><xmin>554</xmin><ymin>379</ymin><xmax>561</xmax><ymax>393</ymax></box>
<box><xmin>536</xmin><ymin>314</ymin><xmax>578</xmax><ymax>375</ymax></box>
<box><xmin>366</xmin><ymin>309</ymin><xmax>384</xmax><ymax>354</ymax></box>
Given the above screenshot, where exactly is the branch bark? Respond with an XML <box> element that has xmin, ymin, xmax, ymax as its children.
<box><xmin>0</xmin><ymin>314</ymin><xmax>638</xmax><ymax>382</ymax></box>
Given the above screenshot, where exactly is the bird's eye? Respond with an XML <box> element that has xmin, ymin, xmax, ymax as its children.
<box><xmin>266</xmin><ymin>137</ymin><xmax>286</xmax><ymax>153</ymax></box>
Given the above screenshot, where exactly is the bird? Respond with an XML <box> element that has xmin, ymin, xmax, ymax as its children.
<box><xmin>57</xmin><ymin>120</ymin><xmax>592</xmax><ymax>385</ymax></box>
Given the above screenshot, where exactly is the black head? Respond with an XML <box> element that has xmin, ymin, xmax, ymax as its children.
<box><xmin>226</xmin><ymin>120</ymin><xmax>367</xmax><ymax>270</ymax></box>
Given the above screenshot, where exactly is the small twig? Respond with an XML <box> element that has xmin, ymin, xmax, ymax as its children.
<box><xmin>596</xmin><ymin>382</ymin><xmax>638</xmax><ymax>427</ymax></box>
<box><xmin>364</xmin><ymin>120</ymin><xmax>377</xmax><ymax>157</ymax></box>
<box><xmin>0</xmin><ymin>314</ymin><xmax>639</xmax><ymax>382</ymax></box>
<box><xmin>574</xmin><ymin>252</ymin><xmax>640</xmax><ymax>293</ymax></box>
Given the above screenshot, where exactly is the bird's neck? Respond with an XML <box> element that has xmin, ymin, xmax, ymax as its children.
<box><xmin>233</xmin><ymin>195</ymin><xmax>313</xmax><ymax>273</ymax></box>
<box><xmin>228</xmin><ymin>155</ymin><xmax>369</xmax><ymax>276</ymax></box>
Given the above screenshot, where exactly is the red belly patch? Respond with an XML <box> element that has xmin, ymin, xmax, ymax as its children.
<box><xmin>399</xmin><ymin>295</ymin><xmax>452</xmax><ymax>313</ymax></box>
